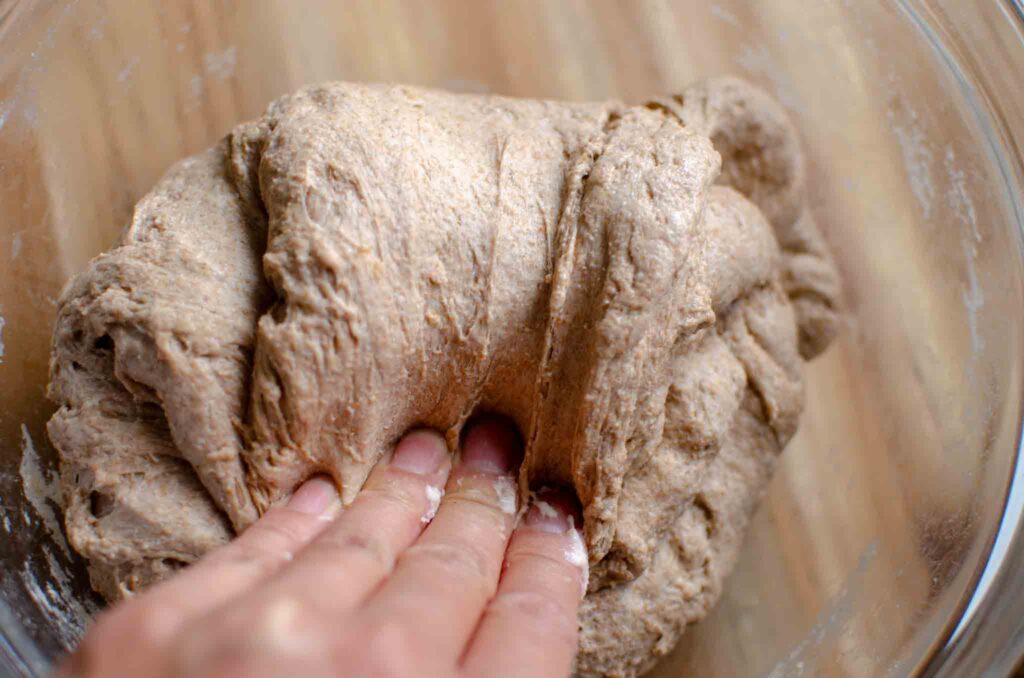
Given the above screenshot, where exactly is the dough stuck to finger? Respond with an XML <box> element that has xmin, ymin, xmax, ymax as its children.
<box><xmin>422</xmin><ymin>485</ymin><xmax>444</xmax><ymax>524</ymax></box>
<box><xmin>566</xmin><ymin>519</ymin><xmax>590</xmax><ymax>599</ymax></box>
<box><xmin>494</xmin><ymin>477</ymin><xmax>519</xmax><ymax>516</ymax></box>
<box><xmin>48</xmin><ymin>78</ymin><xmax>839</xmax><ymax>677</ymax></box>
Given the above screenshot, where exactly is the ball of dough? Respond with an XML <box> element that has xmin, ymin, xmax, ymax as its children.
<box><xmin>48</xmin><ymin>78</ymin><xmax>839</xmax><ymax>677</ymax></box>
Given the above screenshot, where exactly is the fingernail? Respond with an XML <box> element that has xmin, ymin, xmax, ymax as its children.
<box><xmin>524</xmin><ymin>488</ymin><xmax>580</xmax><ymax>534</ymax></box>
<box><xmin>288</xmin><ymin>476</ymin><xmax>341</xmax><ymax>517</ymax></box>
<box><xmin>461</xmin><ymin>417</ymin><xmax>523</xmax><ymax>475</ymax></box>
<box><xmin>391</xmin><ymin>429</ymin><xmax>447</xmax><ymax>475</ymax></box>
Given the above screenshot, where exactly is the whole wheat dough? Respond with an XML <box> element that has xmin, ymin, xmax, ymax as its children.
<box><xmin>48</xmin><ymin>78</ymin><xmax>839</xmax><ymax>677</ymax></box>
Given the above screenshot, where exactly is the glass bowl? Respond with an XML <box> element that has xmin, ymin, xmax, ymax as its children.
<box><xmin>2</xmin><ymin>1</ymin><xmax>1023</xmax><ymax>675</ymax></box>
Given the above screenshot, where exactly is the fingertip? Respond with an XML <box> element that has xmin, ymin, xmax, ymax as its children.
<box><xmin>390</xmin><ymin>428</ymin><xmax>450</xmax><ymax>475</ymax></box>
<box><xmin>518</xmin><ymin>487</ymin><xmax>588</xmax><ymax>599</ymax></box>
<box><xmin>522</xmin><ymin>487</ymin><xmax>582</xmax><ymax>534</ymax></box>
<box><xmin>287</xmin><ymin>475</ymin><xmax>342</xmax><ymax>518</ymax></box>
<box><xmin>460</xmin><ymin>415</ymin><xmax>523</xmax><ymax>475</ymax></box>
<box><xmin>461</xmin><ymin>487</ymin><xmax>587</xmax><ymax>678</ymax></box>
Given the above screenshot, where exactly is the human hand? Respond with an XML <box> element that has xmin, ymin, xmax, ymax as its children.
<box><xmin>58</xmin><ymin>417</ymin><xmax>586</xmax><ymax>678</ymax></box>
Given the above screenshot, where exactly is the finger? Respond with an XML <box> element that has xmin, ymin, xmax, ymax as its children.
<box><xmin>254</xmin><ymin>428</ymin><xmax>452</xmax><ymax>610</ymax></box>
<box><xmin>351</xmin><ymin>416</ymin><xmax>523</xmax><ymax>669</ymax></box>
<box><xmin>461</xmin><ymin>488</ymin><xmax>586</xmax><ymax>678</ymax></box>
<box><xmin>169</xmin><ymin>430</ymin><xmax>452</xmax><ymax>675</ymax></box>
<box><xmin>61</xmin><ymin>476</ymin><xmax>342</xmax><ymax>678</ymax></box>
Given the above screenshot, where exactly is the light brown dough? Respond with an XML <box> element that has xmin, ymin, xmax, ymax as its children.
<box><xmin>47</xmin><ymin>78</ymin><xmax>839</xmax><ymax>677</ymax></box>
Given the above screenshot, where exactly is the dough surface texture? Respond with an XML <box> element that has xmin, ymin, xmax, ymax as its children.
<box><xmin>48</xmin><ymin>78</ymin><xmax>839</xmax><ymax>677</ymax></box>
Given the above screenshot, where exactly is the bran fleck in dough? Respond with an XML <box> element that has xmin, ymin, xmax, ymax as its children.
<box><xmin>48</xmin><ymin>77</ymin><xmax>840</xmax><ymax>677</ymax></box>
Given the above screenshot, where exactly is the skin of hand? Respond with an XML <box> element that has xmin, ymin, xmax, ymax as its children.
<box><xmin>56</xmin><ymin>417</ymin><xmax>586</xmax><ymax>678</ymax></box>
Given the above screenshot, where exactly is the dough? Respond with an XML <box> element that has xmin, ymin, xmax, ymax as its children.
<box><xmin>47</xmin><ymin>78</ymin><xmax>839</xmax><ymax>677</ymax></box>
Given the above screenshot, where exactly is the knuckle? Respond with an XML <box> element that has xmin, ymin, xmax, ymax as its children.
<box><xmin>490</xmin><ymin>591</ymin><xmax>577</xmax><ymax>645</ymax></box>
<box><xmin>219</xmin><ymin>513</ymin><xmax>314</xmax><ymax>574</ymax></box>
<box><xmin>253</xmin><ymin>509</ymin><xmax>320</xmax><ymax>550</ymax></box>
<box><xmin>507</xmin><ymin>548</ymin><xmax>579</xmax><ymax>579</ymax></box>
<box><xmin>405</xmin><ymin>541</ymin><xmax>493</xmax><ymax>584</ymax></box>
<box><xmin>223</xmin><ymin>538</ymin><xmax>293</xmax><ymax>578</ymax></box>
<box><xmin>448</xmin><ymin>475</ymin><xmax>505</xmax><ymax>509</ymax></box>
<box><xmin>448</xmin><ymin>491</ymin><xmax>505</xmax><ymax>520</ymax></box>
<box><xmin>311</xmin><ymin>530</ymin><xmax>395</xmax><ymax>572</ymax></box>
<box><xmin>361</xmin><ymin>482</ymin><xmax>421</xmax><ymax>515</ymax></box>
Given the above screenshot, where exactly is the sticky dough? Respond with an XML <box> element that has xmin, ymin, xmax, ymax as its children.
<box><xmin>47</xmin><ymin>78</ymin><xmax>840</xmax><ymax>677</ymax></box>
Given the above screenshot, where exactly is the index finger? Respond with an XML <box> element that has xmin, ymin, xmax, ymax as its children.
<box><xmin>60</xmin><ymin>477</ymin><xmax>342</xmax><ymax>678</ymax></box>
<box><xmin>460</xmin><ymin>488</ymin><xmax>586</xmax><ymax>678</ymax></box>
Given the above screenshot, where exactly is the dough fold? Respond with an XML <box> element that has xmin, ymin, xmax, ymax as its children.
<box><xmin>48</xmin><ymin>78</ymin><xmax>839</xmax><ymax>676</ymax></box>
